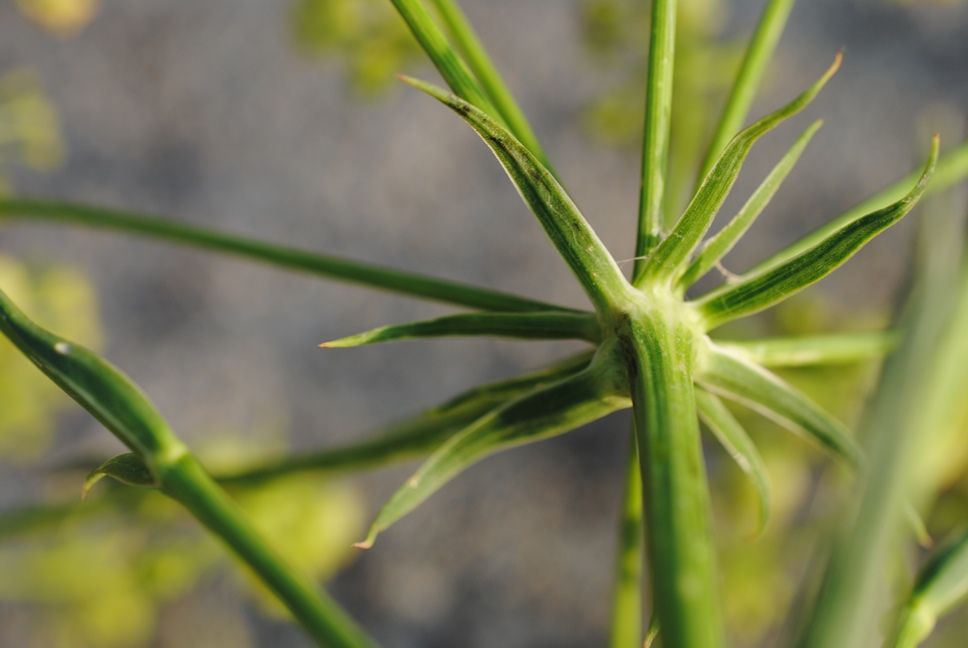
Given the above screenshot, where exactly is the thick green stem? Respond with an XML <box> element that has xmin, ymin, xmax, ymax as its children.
<box><xmin>634</xmin><ymin>0</ymin><xmax>677</xmax><ymax>274</ymax></box>
<box><xmin>628</xmin><ymin>311</ymin><xmax>723</xmax><ymax>648</ymax></box>
<box><xmin>609</xmin><ymin>429</ymin><xmax>644</xmax><ymax>648</ymax></box>
<box><xmin>161</xmin><ymin>454</ymin><xmax>376</xmax><ymax>648</ymax></box>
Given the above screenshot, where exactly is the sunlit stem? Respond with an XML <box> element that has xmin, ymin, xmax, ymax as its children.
<box><xmin>628</xmin><ymin>313</ymin><xmax>724</xmax><ymax>648</ymax></box>
<box><xmin>634</xmin><ymin>0</ymin><xmax>677</xmax><ymax>277</ymax></box>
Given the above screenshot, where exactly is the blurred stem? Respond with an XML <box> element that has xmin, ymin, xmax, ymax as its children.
<box><xmin>161</xmin><ymin>454</ymin><xmax>377</xmax><ymax>648</ymax></box>
<box><xmin>609</xmin><ymin>428</ymin><xmax>644</xmax><ymax>648</ymax></box>
<box><xmin>634</xmin><ymin>0</ymin><xmax>677</xmax><ymax>276</ymax></box>
<box><xmin>699</xmin><ymin>0</ymin><xmax>797</xmax><ymax>180</ymax></box>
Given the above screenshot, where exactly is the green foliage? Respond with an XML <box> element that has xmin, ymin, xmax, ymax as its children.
<box><xmin>3</xmin><ymin>2</ymin><xmax>968</xmax><ymax>647</ymax></box>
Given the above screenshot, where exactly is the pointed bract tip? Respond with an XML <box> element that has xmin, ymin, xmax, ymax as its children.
<box><xmin>352</xmin><ymin>539</ymin><xmax>374</xmax><ymax>550</ymax></box>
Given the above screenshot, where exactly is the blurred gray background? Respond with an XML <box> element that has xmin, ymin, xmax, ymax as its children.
<box><xmin>1</xmin><ymin>1</ymin><xmax>967</xmax><ymax>646</ymax></box>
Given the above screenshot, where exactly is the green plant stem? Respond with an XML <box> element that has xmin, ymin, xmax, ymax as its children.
<box><xmin>699</xmin><ymin>0</ymin><xmax>797</xmax><ymax>180</ymax></box>
<box><xmin>0</xmin><ymin>199</ymin><xmax>570</xmax><ymax>313</ymax></box>
<box><xmin>389</xmin><ymin>0</ymin><xmax>495</xmax><ymax>116</ymax></box>
<box><xmin>609</xmin><ymin>429</ymin><xmax>644</xmax><ymax>648</ymax></box>
<box><xmin>628</xmin><ymin>313</ymin><xmax>723</xmax><ymax>648</ymax></box>
<box><xmin>161</xmin><ymin>454</ymin><xmax>376</xmax><ymax>648</ymax></box>
<box><xmin>633</xmin><ymin>0</ymin><xmax>677</xmax><ymax>275</ymax></box>
<box><xmin>427</xmin><ymin>0</ymin><xmax>551</xmax><ymax>170</ymax></box>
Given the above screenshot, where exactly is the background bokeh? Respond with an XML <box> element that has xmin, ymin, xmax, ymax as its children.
<box><xmin>1</xmin><ymin>1</ymin><xmax>967</xmax><ymax>646</ymax></box>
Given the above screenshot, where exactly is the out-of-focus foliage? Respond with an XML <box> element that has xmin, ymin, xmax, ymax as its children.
<box><xmin>14</xmin><ymin>0</ymin><xmax>99</xmax><ymax>36</ymax></box>
<box><xmin>0</xmin><ymin>432</ymin><xmax>364</xmax><ymax>648</ymax></box>
<box><xmin>291</xmin><ymin>0</ymin><xmax>423</xmax><ymax>95</ymax></box>
<box><xmin>0</xmin><ymin>71</ymin><xmax>64</xmax><ymax>194</ymax></box>
<box><xmin>0</xmin><ymin>257</ymin><xmax>102</xmax><ymax>460</ymax></box>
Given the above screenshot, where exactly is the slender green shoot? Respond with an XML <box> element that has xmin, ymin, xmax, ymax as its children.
<box><xmin>401</xmin><ymin>76</ymin><xmax>632</xmax><ymax>312</ymax></box>
<box><xmin>697</xmin><ymin>344</ymin><xmax>861</xmax><ymax>467</ymax></box>
<box><xmin>356</xmin><ymin>340</ymin><xmax>630</xmax><ymax>548</ymax></box>
<box><xmin>320</xmin><ymin>310</ymin><xmax>601</xmax><ymax>347</ymax></box>
<box><xmin>640</xmin><ymin>54</ymin><xmax>840</xmax><ymax>287</ymax></box>
<box><xmin>716</xmin><ymin>330</ymin><xmax>897</xmax><ymax>367</ymax></box>
<box><xmin>633</xmin><ymin>0</ymin><xmax>678</xmax><ymax>272</ymax></box>
<box><xmin>609</xmin><ymin>430</ymin><xmax>644</xmax><ymax>648</ymax></box>
<box><xmin>389</xmin><ymin>0</ymin><xmax>495</xmax><ymax>116</ymax></box>
<box><xmin>699</xmin><ymin>0</ymin><xmax>797</xmax><ymax>179</ymax></box>
<box><xmin>427</xmin><ymin>0</ymin><xmax>551</xmax><ymax>170</ymax></box>
<box><xmin>741</xmin><ymin>137</ymin><xmax>968</xmax><ymax>279</ymax></box>
<box><xmin>695</xmin><ymin>389</ymin><xmax>771</xmax><ymax>535</ymax></box>
<box><xmin>0</xmin><ymin>289</ymin><xmax>375</xmax><ymax>648</ymax></box>
<box><xmin>0</xmin><ymin>199</ymin><xmax>572</xmax><ymax>313</ymax></box>
<box><xmin>694</xmin><ymin>136</ymin><xmax>938</xmax><ymax>330</ymax></box>
<box><xmin>680</xmin><ymin>119</ymin><xmax>822</xmax><ymax>290</ymax></box>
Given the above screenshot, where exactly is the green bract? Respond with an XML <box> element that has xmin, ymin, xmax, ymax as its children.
<box><xmin>2</xmin><ymin>1</ymin><xmax>968</xmax><ymax>647</ymax></box>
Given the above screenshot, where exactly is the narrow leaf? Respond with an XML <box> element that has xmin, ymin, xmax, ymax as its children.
<box><xmin>695</xmin><ymin>389</ymin><xmax>771</xmax><ymax>535</ymax></box>
<box><xmin>640</xmin><ymin>54</ymin><xmax>841</xmax><ymax>286</ymax></box>
<box><xmin>0</xmin><ymin>199</ymin><xmax>570</xmax><ymax>313</ymax></box>
<box><xmin>218</xmin><ymin>352</ymin><xmax>594</xmax><ymax>486</ymax></box>
<box><xmin>716</xmin><ymin>330</ymin><xmax>897</xmax><ymax>367</ymax></box>
<box><xmin>355</xmin><ymin>344</ymin><xmax>630</xmax><ymax>548</ymax></box>
<box><xmin>83</xmin><ymin>453</ymin><xmax>158</xmax><ymax>498</ymax></box>
<box><xmin>740</xmin><ymin>137</ymin><xmax>968</xmax><ymax>280</ymax></box>
<box><xmin>695</xmin><ymin>136</ymin><xmax>939</xmax><ymax>330</ymax></box>
<box><xmin>390</xmin><ymin>0</ymin><xmax>494</xmax><ymax>115</ymax></box>
<box><xmin>698</xmin><ymin>0</ymin><xmax>797</xmax><ymax>179</ymax></box>
<box><xmin>427</xmin><ymin>0</ymin><xmax>551</xmax><ymax>169</ymax></box>
<box><xmin>0</xmin><ymin>289</ymin><xmax>186</xmax><ymax>468</ymax></box>
<box><xmin>400</xmin><ymin>76</ymin><xmax>632</xmax><ymax>312</ymax></box>
<box><xmin>681</xmin><ymin>120</ymin><xmax>822</xmax><ymax>290</ymax></box>
<box><xmin>890</xmin><ymin>527</ymin><xmax>968</xmax><ymax>648</ymax></box>
<box><xmin>696</xmin><ymin>344</ymin><xmax>861</xmax><ymax>467</ymax></box>
<box><xmin>320</xmin><ymin>310</ymin><xmax>600</xmax><ymax>347</ymax></box>
<box><xmin>634</xmin><ymin>0</ymin><xmax>678</xmax><ymax>266</ymax></box>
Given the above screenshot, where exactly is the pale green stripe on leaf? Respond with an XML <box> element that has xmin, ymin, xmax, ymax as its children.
<box><xmin>695</xmin><ymin>136</ymin><xmax>938</xmax><ymax>330</ymax></box>
<box><xmin>717</xmin><ymin>330</ymin><xmax>897</xmax><ymax>367</ymax></box>
<box><xmin>742</xmin><ymin>137</ymin><xmax>968</xmax><ymax>280</ymax></box>
<box><xmin>629</xmin><ymin>316</ymin><xmax>725</xmax><ymax>648</ymax></box>
<box><xmin>890</xmin><ymin>527</ymin><xmax>968</xmax><ymax>648</ymax></box>
<box><xmin>641</xmin><ymin>54</ymin><xmax>840</xmax><ymax>286</ymax></box>
<box><xmin>0</xmin><ymin>199</ymin><xmax>570</xmax><ymax>313</ymax></box>
<box><xmin>401</xmin><ymin>76</ymin><xmax>632</xmax><ymax>312</ymax></box>
<box><xmin>219</xmin><ymin>352</ymin><xmax>594</xmax><ymax>486</ymax></box>
<box><xmin>699</xmin><ymin>0</ymin><xmax>797</xmax><ymax>179</ymax></box>
<box><xmin>633</xmin><ymin>0</ymin><xmax>678</xmax><ymax>269</ymax></box>
<box><xmin>696</xmin><ymin>344</ymin><xmax>861</xmax><ymax>467</ymax></box>
<box><xmin>695</xmin><ymin>389</ymin><xmax>771</xmax><ymax>535</ymax></box>
<box><xmin>681</xmin><ymin>120</ymin><xmax>822</xmax><ymax>290</ymax></box>
<box><xmin>390</xmin><ymin>0</ymin><xmax>494</xmax><ymax>116</ymax></box>
<box><xmin>0</xmin><ymin>289</ymin><xmax>186</xmax><ymax>470</ymax></box>
<box><xmin>321</xmin><ymin>311</ymin><xmax>600</xmax><ymax>347</ymax></box>
<box><xmin>427</xmin><ymin>0</ymin><xmax>550</xmax><ymax>169</ymax></box>
<box><xmin>355</xmin><ymin>344</ymin><xmax>629</xmax><ymax>548</ymax></box>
